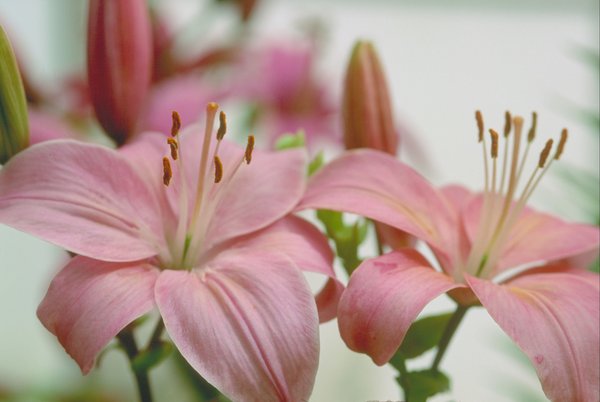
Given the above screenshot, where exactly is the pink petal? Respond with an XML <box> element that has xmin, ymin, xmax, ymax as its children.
<box><xmin>462</xmin><ymin>196</ymin><xmax>600</xmax><ymax>274</ymax></box>
<box><xmin>338</xmin><ymin>250</ymin><xmax>463</xmax><ymax>365</ymax></box>
<box><xmin>297</xmin><ymin>150</ymin><xmax>457</xmax><ymax>262</ymax></box>
<box><xmin>466</xmin><ymin>270</ymin><xmax>600</xmax><ymax>402</ymax></box>
<box><xmin>0</xmin><ymin>140</ymin><xmax>165</xmax><ymax>261</ymax></box>
<box><xmin>37</xmin><ymin>256</ymin><xmax>159</xmax><ymax>374</ymax></box>
<box><xmin>155</xmin><ymin>251</ymin><xmax>319</xmax><ymax>402</ymax></box>
<box><xmin>204</xmin><ymin>141</ymin><xmax>307</xmax><ymax>248</ymax></box>
<box><xmin>210</xmin><ymin>215</ymin><xmax>344</xmax><ymax>322</ymax></box>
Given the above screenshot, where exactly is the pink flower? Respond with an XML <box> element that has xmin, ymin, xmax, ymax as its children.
<box><xmin>0</xmin><ymin>104</ymin><xmax>342</xmax><ymax>402</ymax></box>
<box><xmin>298</xmin><ymin>112</ymin><xmax>600</xmax><ymax>401</ymax></box>
<box><xmin>235</xmin><ymin>43</ymin><xmax>338</xmax><ymax>149</ymax></box>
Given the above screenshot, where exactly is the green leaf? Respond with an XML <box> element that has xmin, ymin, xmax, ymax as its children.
<box><xmin>275</xmin><ymin>130</ymin><xmax>305</xmax><ymax>150</ymax></box>
<box><xmin>308</xmin><ymin>151</ymin><xmax>324</xmax><ymax>176</ymax></box>
<box><xmin>131</xmin><ymin>341</ymin><xmax>173</xmax><ymax>372</ymax></box>
<box><xmin>398</xmin><ymin>312</ymin><xmax>453</xmax><ymax>359</ymax></box>
<box><xmin>397</xmin><ymin>369</ymin><xmax>450</xmax><ymax>402</ymax></box>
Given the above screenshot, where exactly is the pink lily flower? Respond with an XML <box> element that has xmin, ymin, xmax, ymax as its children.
<box><xmin>298</xmin><ymin>112</ymin><xmax>600</xmax><ymax>401</ymax></box>
<box><xmin>0</xmin><ymin>104</ymin><xmax>342</xmax><ymax>402</ymax></box>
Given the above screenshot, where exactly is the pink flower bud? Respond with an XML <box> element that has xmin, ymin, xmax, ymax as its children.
<box><xmin>87</xmin><ymin>0</ymin><xmax>152</xmax><ymax>145</ymax></box>
<box><xmin>342</xmin><ymin>40</ymin><xmax>398</xmax><ymax>155</ymax></box>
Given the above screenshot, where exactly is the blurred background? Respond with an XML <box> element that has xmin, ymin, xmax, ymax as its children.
<box><xmin>1</xmin><ymin>0</ymin><xmax>598</xmax><ymax>401</ymax></box>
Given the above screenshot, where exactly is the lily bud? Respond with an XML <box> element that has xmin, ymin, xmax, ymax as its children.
<box><xmin>342</xmin><ymin>40</ymin><xmax>398</xmax><ymax>155</ymax></box>
<box><xmin>0</xmin><ymin>25</ymin><xmax>28</xmax><ymax>164</ymax></box>
<box><xmin>87</xmin><ymin>0</ymin><xmax>152</xmax><ymax>145</ymax></box>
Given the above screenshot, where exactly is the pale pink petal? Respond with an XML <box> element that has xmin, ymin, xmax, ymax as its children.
<box><xmin>155</xmin><ymin>252</ymin><xmax>319</xmax><ymax>402</ymax></box>
<box><xmin>0</xmin><ymin>140</ymin><xmax>165</xmax><ymax>261</ymax></box>
<box><xmin>209</xmin><ymin>215</ymin><xmax>343</xmax><ymax>322</ymax></box>
<box><xmin>462</xmin><ymin>196</ymin><xmax>600</xmax><ymax>273</ymax></box>
<box><xmin>204</xmin><ymin>142</ymin><xmax>307</xmax><ymax>248</ymax></box>
<box><xmin>338</xmin><ymin>250</ymin><xmax>463</xmax><ymax>365</ymax></box>
<box><xmin>438</xmin><ymin>184</ymin><xmax>474</xmax><ymax>274</ymax></box>
<box><xmin>440</xmin><ymin>184</ymin><xmax>473</xmax><ymax>215</ymax></box>
<box><xmin>297</xmin><ymin>150</ymin><xmax>457</xmax><ymax>261</ymax></box>
<box><xmin>466</xmin><ymin>269</ymin><xmax>600</xmax><ymax>402</ymax></box>
<box><xmin>37</xmin><ymin>256</ymin><xmax>159</xmax><ymax>374</ymax></box>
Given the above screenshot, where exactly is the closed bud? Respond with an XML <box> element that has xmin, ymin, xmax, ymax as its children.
<box><xmin>87</xmin><ymin>0</ymin><xmax>152</xmax><ymax>145</ymax></box>
<box><xmin>342</xmin><ymin>40</ymin><xmax>398</xmax><ymax>155</ymax></box>
<box><xmin>0</xmin><ymin>25</ymin><xmax>28</xmax><ymax>164</ymax></box>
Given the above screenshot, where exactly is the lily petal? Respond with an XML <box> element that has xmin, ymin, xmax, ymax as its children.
<box><xmin>155</xmin><ymin>251</ymin><xmax>319</xmax><ymax>402</ymax></box>
<box><xmin>338</xmin><ymin>250</ymin><xmax>462</xmax><ymax>365</ymax></box>
<box><xmin>204</xmin><ymin>141</ymin><xmax>307</xmax><ymax>248</ymax></box>
<box><xmin>466</xmin><ymin>269</ymin><xmax>600</xmax><ymax>402</ymax></box>
<box><xmin>462</xmin><ymin>196</ymin><xmax>600</xmax><ymax>273</ymax></box>
<box><xmin>210</xmin><ymin>215</ymin><xmax>343</xmax><ymax>322</ymax></box>
<box><xmin>37</xmin><ymin>256</ymin><xmax>159</xmax><ymax>374</ymax></box>
<box><xmin>0</xmin><ymin>140</ymin><xmax>164</xmax><ymax>261</ymax></box>
<box><xmin>297</xmin><ymin>150</ymin><xmax>456</xmax><ymax>259</ymax></box>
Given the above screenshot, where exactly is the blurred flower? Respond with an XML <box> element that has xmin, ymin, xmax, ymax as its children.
<box><xmin>141</xmin><ymin>75</ymin><xmax>230</xmax><ymax>133</ymax></box>
<box><xmin>299</xmin><ymin>112</ymin><xmax>600</xmax><ymax>402</ymax></box>
<box><xmin>0</xmin><ymin>24</ymin><xmax>28</xmax><ymax>164</ymax></box>
<box><xmin>0</xmin><ymin>104</ymin><xmax>342</xmax><ymax>402</ymax></box>
<box><xmin>236</xmin><ymin>43</ymin><xmax>338</xmax><ymax>149</ymax></box>
<box><xmin>87</xmin><ymin>0</ymin><xmax>152</xmax><ymax>145</ymax></box>
<box><xmin>28</xmin><ymin>108</ymin><xmax>79</xmax><ymax>145</ymax></box>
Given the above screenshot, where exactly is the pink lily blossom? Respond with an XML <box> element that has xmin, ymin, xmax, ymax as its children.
<box><xmin>234</xmin><ymin>43</ymin><xmax>338</xmax><ymax>149</ymax></box>
<box><xmin>0</xmin><ymin>104</ymin><xmax>342</xmax><ymax>402</ymax></box>
<box><xmin>298</xmin><ymin>112</ymin><xmax>600</xmax><ymax>401</ymax></box>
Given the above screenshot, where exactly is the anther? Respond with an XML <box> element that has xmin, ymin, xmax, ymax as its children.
<box><xmin>475</xmin><ymin>110</ymin><xmax>485</xmax><ymax>142</ymax></box>
<box><xmin>538</xmin><ymin>139</ymin><xmax>554</xmax><ymax>168</ymax></box>
<box><xmin>503</xmin><ymin>111</ymin><xmax>512</xmax><ymax>137</ymax></box>
<box><xmin>217</xmin><ymin>111</ymin><xmax>227</xmax><ymax>140</ymax></box>
<box><xmin>527</xmin><ymin>112</ymin><xmax>537</xmax><ymax>142</ymax></box>
<box><xmin>214</xmin><ymin>156</ymin><xmax>223</xmax><ymax>183</ymax></box>
<box><xmin>167</xmin><ymin>137</ymin><xmax>178</xmax><ymax>160</ymax></box>
<box><xmin>245</xmin><ymin>135</ymin><xmax>255</xmax><ymax>164</ymax></box>
<box><xmin>171</xmin><ymin>111</ymin><xmax>181</xmax><ymax>137</ymax></box>
<box><xmin>555</xmin><ymin>129</ymin><xmax>568</xmax><ymax>160</ymax></box>
<box><xmin>162</xmin><ymin>157</ymin><xmax>172</xmax><ymax>186</ymax></box>
<box><xmin>489</xmin><ymin>129</ymin><xmax>499</xmax><ymax>158</ymax></box>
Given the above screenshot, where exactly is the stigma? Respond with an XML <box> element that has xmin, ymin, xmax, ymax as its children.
<box><xmin>463</xmin><ymin>111</ymin><xmax>569</xmax><ymax>279</ymax></box>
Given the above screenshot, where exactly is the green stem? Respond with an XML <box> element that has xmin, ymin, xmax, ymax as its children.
<box><xmin>431</xmin><ymin>305</ymin><xmax>469</xmax><ymax>371</ymax></box>
<box><xmin>117</xmin><ymin>330</ymin><xmax>153</xmax><ymax>402</ymax></box>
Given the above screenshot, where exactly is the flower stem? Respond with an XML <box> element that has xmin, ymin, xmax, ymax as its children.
<box><xmin>117</xmin><ymin>330</ymin><xmax>153</xmax><ymax>402</ymax></box>
<box><xmin>431</xmin><ymin>305</ymin><xmax>469</xmax><ymax>371</ymax></box>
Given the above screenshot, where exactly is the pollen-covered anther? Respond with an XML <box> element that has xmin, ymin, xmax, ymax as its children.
<box><xmin>217</xmin><ymin>111</ymin><xmax>227</xmax><ymax>140</ymax></box>
<box><xmin>489</xmin><ymin>129</ymin><xmax>499</xmax><ymax>158</ymax></box>
<box><xmin>162</xmin><ymin>157</ymin><xmax>173</xmax><ymax>186</ymax></box>
<box><xmin>245</xmin><ymin>135</ymin><xmax>255</xmax><ymax>164</ymax></box>
<box><xmin>171</xmin><ymin>111</ymin><xmax>181</xmax><ymax>137</ymax></box>
<box><xmin>538</xmin><ymin>139</ymin><xmax>554</xmax><ymax>168</ymax></box>
<box><xmin>475</xmin><ymin>110</ymin><xmax>484</xmax><ymax>142</ymax></box>
<box><xmin>167</xmin><ymin>137</ymin><xmax>178</xmax><ymax>160</ymax></box>
<box><xmin>527</xmin><ymin>111</ymin><xmax>538</xmax><ymax>142</ymax></box>
<box><xmin>555</xmin><ymin>129</ymin><xmax>568</xmax><ymax>160</ymax></box>
<box><xmin>214</xmin><ymin>155</ymin><xmax>223</xmax><ymax>183</ymax></box>
<box><xmin>503</xmin><ymin>111</ymin><xmax>512</xmax><ymax>137</ymax></box>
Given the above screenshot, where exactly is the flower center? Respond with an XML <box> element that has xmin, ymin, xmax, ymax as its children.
<box><xmin>160</xmin><ymin>103</ymin><xmax>255</xmax><ymax>270</ymax></box>
<box><xmin>459</xmin><ymin>111</ymin><xmax>568</xmax><ymax>280</ymax></box>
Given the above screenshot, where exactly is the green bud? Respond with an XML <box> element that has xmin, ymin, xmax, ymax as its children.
<box><xmin>0</xmin><ymin>25</ymin><xmax>28</xmax><ymax>164</ymax></box>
